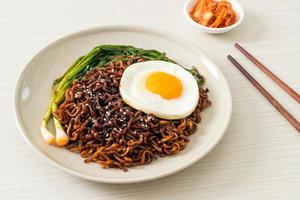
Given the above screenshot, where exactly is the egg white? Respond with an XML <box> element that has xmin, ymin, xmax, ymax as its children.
<box><xmin>119</xmin><ymin>61</ymin><xmax>199</xmax><ymax>119</ymax></box>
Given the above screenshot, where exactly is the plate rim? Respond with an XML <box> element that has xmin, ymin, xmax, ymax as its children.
<box><xmin>13</xmin><ymin>25</ymin><xmax>232</xmax><ymax>184</ymax></box>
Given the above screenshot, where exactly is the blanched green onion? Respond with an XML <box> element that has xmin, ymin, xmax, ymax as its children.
<box><xmin>52</xmin><ymin>103</ymin><xmax>69</xmax><ymax>147</ymax></box>
<box><xmin>40</xmin><ymin>106</ymin><xmax>55</xmax><ymax>144</ymax></box>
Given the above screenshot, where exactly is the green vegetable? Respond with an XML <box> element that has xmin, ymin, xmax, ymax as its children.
<box><xmin>188</xmin><ymin>67</ymin><xmax>205</xmax><ymax>86</ymax></box>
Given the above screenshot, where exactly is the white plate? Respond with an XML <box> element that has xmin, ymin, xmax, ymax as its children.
<box><xmin>14</xmin><ymin>26</ymin><xmax>232</xmax><ymax>183</ymax></box>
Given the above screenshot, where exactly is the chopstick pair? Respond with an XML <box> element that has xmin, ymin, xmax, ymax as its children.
<box><xmin>227</xmin><ymin>43</ymin><xmax>300</xmax><ymax>133</ymax></box>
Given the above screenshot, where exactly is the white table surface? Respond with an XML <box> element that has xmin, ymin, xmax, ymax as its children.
<box><xmin>1</xmin><ymin>0</ymin><xmax>300</xmax><ymax>199</ymax></box>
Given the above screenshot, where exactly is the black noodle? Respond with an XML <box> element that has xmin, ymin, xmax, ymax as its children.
<box><xmin>54</xmin><ymin>57</ymin><xmax>211</xmax><ymax>171</ymax></box>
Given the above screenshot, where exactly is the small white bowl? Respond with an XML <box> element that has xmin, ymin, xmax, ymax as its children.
<box><xmin>183</xmin><ymin>0</ymin><xmax>244</xmax><ymax>34</ymax></box>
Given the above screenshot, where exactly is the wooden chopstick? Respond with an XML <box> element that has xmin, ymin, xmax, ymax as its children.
<box><xmin>227</xmin><ymin>55</ymin><xmax>300</xmax><ymax>133</ymax></box>
<box><xmin>234</xmin><ymin>43</ymin><xmax>300</xmax><ymax>104</ymax></box>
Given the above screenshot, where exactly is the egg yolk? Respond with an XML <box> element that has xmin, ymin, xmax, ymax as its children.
<box><xmin>146</xmin><ymin>71</ymin><xmax>183</xmax><ymax>100</ymax></box>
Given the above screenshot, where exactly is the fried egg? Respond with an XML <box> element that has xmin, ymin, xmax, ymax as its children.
<box><xmin>119</xmin><ymin>61</ymin><xmax>199</xmax><ymax>119</ymax></box>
